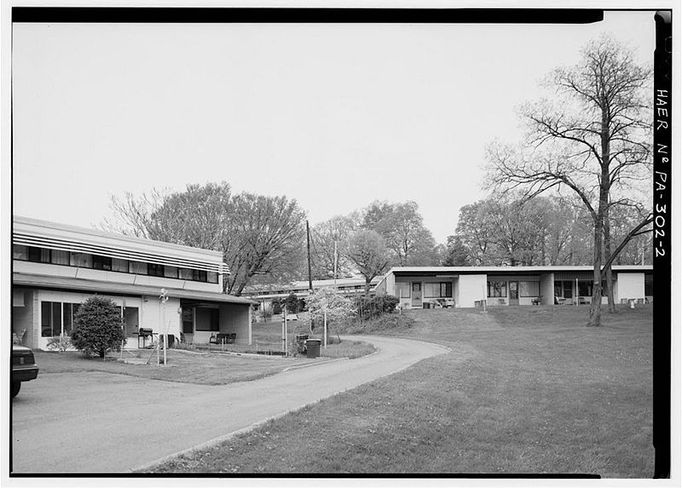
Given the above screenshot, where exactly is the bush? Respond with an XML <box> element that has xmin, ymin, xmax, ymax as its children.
<box><xmin>46</xmin><ymin>335</ymin><xmax>73</xmax><ymax>352</ymax></box>
<box><xmin>353</xmin><ymin>294</ymin><xmax>400</xmax><ymax>320</ymax></box>
<box><xmin>71</xmin><ymin>297</ymin><xmax>126</xmax><ymax>358</ymax></box>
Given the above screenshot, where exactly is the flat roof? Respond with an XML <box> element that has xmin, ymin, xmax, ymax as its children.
<box><xmin>13</xmin><ymin>273</ymin><xmax>256</xmax><ymax>305</ymax></box>
<box><xmin>13</xmin><ymin>215</ymin><xmax>223</xmax><ymax>261</ymax></box>
<box><xmin>388</xmin><ymin>265</ymin><xmax>652</xmax><ymax>275</ymax></box>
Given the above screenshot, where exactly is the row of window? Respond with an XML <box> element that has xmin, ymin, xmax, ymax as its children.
<box><xmin>41</xmin><ymin>300</ymin><xmax>141</xmax><ymax>337</ymax></box>
<box><xmin>395</xmin><ymin>282</ymin><xmax>453</xmax><ymax>299</ymax></box>
<box><xmin>487</xmin><ymin>281</ymin><xmax>541</xmax><ymax>298</ymax></box>
<box><xmin>554</xmin><ymin>280</ymin><xmax>613</xmax><ymax>299</ymax></box>
<box><xmin>14</xmin><ymin>245</ymin><xmax>219</xmax><ymax>284</ymax></box>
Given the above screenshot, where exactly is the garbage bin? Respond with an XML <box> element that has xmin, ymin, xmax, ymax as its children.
<box><xmin>305</xmin><ymin>339</ymin><xmax>321</xmax><ymax>358</ymax></box>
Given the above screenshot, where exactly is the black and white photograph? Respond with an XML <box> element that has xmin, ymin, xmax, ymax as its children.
<box><xmin>2</xmin><ymin>2</ymin><xmax>678</xmax><ymax>482</ymax></box>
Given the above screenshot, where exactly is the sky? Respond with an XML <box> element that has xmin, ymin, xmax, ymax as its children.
<box><xmin>12</xmin><ymin>11</ymin><xmax>655</xmax><ymax>243</ymax></box>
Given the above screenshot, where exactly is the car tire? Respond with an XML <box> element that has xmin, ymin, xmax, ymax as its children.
<box><xmin>11</xmin><ymin>381</ymin><xmax>20</xmax><ymax>398</ymax></box>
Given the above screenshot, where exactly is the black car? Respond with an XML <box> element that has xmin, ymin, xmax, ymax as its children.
<box><xmin>12</xmin><ymin>345</ymin><xmax>39</xmax><ymax>398</ymax></box>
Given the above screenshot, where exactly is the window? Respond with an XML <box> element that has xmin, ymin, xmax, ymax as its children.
<box><xmin>487</xmin><ymin>281</ymin><xmax>507</xmax><ymax>298</ymax></box>
<box><xmin>554</xmin><ymin>280</ymin><xmax>573</xmax><ymax>299</ymax></box>
<box><xmin>148</xmin><ymin>263</ymin><xmax>164</xmax><ymax>277</ymax></box>
<box><xmin>50</xmin><ymin>250</ymin><xmax>70</xmax><ymax>265</ymax></box>
<box><xmin>440</xmin><ymin>282</ymin><xmax>453</xmax><ymax>298</ymax></box>
<box><xmin>164</xmin><ymin>266</ymin><xmax>179</xmax><ymax>279</ymax></box>
<box><xmin>112</xmin><ymin>258</ymin><xmax>129</xmax><ymax>273</ymax></box>
<box><xmin>179</xmin><ymin>268</ymin><xmax>193</xmax><ymax>280</ymax></box>
<box><xmin>645</xmin><ymin>274</ymin><xmax>653</xmax><ymax>296</ymax></box>
<box><xmin>192</xmin><ymin>269</ymin><xmax>208</xmax><ymax>282</ymax></box>
<box><xmin>70</xmin><ymin>252</ymin><xmax>93</xmax><ymax>268</ymax></box>
<box><xmin>577</xmin><ymin>280</ymin><xmax>592</xmax><ymax>297</ymax></box>
<box><xmin>93</xmin><ymin>255</ymin><xmax>112</xmax><ymax>271</ymax></box>
<box><xmin>13</xmin><ymin>245</ymin><xmax>28</xmax><ymax>260</ymax></box>
<box><xmin>424</xmin><ymin>282</ymin><xmax>452</xmax><ymax>298</ymax></box>
<box><xmin>519</xmin><ymin>281</ymin><xmax>540</xmax><ymax>297</ymax></box>
<box><xmin>129</xmin><ymin>261</ymin><xmax>148</xmax><ymax>275</ymax></box>
<box><xmin>41</xmin><ymin>301</ymin><xmax>62</xmax><ymax>337</ymax></box>
<box><xmin>29</xmin><ymin>247</ymin><xmax>51</xmax><ymax>263</ymax></box>
<box><xmin>207</xmin><ymin>271</ymin><xmax>219</xmax><ymax>284</ymax></box>
<box><xmin>395</xmin><ymin>283</ymin><xmax>410</xmax><ymax>298</ymax></box>
<box><xmin>195</xmin><ymin>308</ymin><xmax>219</xmax><ymax>331</ymax></box>
<box><xmin>182</xmin><ymin>308</ymin><xmax>194</xmax><ymax>334</ymax></box>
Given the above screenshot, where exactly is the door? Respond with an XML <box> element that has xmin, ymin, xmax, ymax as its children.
<box><xmin>509</xmin><ymin>281</ymin><xmax>519</xmax><ymax>305</ymax></box>
<box><xmin>411</xmin><ymin>282</ymin><xmax>422</xmax><ymax>308</ymax></box>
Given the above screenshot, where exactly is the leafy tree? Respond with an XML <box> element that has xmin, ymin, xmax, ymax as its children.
<box><xmin>284</xmin><ymin>292</ymin><xmax>306</xmax><ymax>314</ymax></box>
<box><xmin>346</xmin><ymin>230</ymin><xmax>391</xmax><ymax>294</ymax></box>
<box><xmin>71</xmin><ymin>297</ymin><xmax>126</xmax><ymax>359</ymax></box>
<box><xmin>486</xmin><ymin>36</ymin><xmax>652</xmax><ymax>326</ymax></box>
<box><xmin>362</xmin><ymin>200</ymin><xmax>439</xmax><ymax>266</ymax></box>
<box><xmin>440</xmin><ymin>236</ymin><xmax>470</xmax><ymax>266</ymax></box>
<box><xmin>306</xmin><ymin>287</ymin><xmax>355</xmax><ymax>338</ymax></box>
<box><xmin>103</xmin><ymin>183</ymin><xmax>306</xmax><ymax>295</ymax></box>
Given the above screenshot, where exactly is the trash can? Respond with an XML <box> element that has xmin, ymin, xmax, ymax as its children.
<box><xmin>305</xmin><ymin>339</ymin><xmax>321</xmax><ymax>358</ymax></box>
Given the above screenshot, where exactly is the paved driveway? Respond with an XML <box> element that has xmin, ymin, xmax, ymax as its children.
<box><xmin>11</xmin><ymin>335</ymin><xmax>449</xmax><ymax>474</ymax></box>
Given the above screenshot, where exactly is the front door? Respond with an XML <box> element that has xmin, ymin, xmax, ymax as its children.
<box><xmin>411</xmin><ymin>282</ymin><xmax>422</xmax><ymax>308</ymax></box>
<box><xmin>509</xmin><ymin>281</ymin><xmax>519</xmax><ymax>305</ymax></box>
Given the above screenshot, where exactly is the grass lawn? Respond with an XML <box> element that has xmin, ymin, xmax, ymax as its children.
<box><xmin>146</xmin><ymin>304</ymin><xmax>653</xmax><ymax>477</ymax></box>
<box><xmin>36</xmin><ymin>324</ymin><xmax>374</xmax><ymax>385</ymax></box>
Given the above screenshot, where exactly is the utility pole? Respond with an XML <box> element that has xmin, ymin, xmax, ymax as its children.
<box><xmin>306</xmin><ymin>220</ymin><xmax>313</xmax><ymax>292</ymax></box>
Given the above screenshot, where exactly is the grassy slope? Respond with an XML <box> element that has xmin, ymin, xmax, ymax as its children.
<box><xmin>146</xmin><ymin>305</ymin><xmax>653</xmax><ymax>477</ymax></box>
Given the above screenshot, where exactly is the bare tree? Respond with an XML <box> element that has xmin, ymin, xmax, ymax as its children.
<box><xmin>309</xmin><ymin>214</ymin><xmax>360</xmax><ymax>280</ymax></box>
<box><xmin>486</xmin><ymin>36</ymin><xmax>652</xmax><ymax>326</ymax></box>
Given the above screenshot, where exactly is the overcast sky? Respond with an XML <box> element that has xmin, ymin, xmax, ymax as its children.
<box><xmin>12</xmin><ymin>11</ymin><xmax>655</xmax><ymax>243</ymax></box>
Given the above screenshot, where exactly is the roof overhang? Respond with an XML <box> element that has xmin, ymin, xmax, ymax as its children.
<box><xmin>13</xmin><ymin>273</ymin><xmax>256</xmax><ymax>305</ymax></box>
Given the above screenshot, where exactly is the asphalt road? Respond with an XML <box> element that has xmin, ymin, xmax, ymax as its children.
<box><xmin>11</xmin><ymin>335</ymin><xmax>449</xmax><ymax>474</ymax></box>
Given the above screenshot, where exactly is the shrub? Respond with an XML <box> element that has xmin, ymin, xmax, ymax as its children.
<box><xmin>46</xmin><ymin>335</ymin><xmax>73</xmax><ymax>352</ymax></box>
<box><xmin>71</xmin><ymin>297</ymin><xmax>126</xmax><ymax>358</ymax></box>
<box><xmin>353</xmin><ymin>294</ymin><xmax>400</xmax><ymax>320</ymax></box>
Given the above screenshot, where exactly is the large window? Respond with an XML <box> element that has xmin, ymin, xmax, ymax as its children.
<box><xmin>195</xmin><ymin>308</ymin><xmax>219</xmax><ymax>331</ymax></box>
<box><xmin>207</xmin><ymin>271</ymin><xmax>219</xmax><ymax>284</ymax></box>
<box><xmin>519</xmin><ymin>281</ymin><xmax>540</xmax><ymax>297</ymax></box>
<box><xmin>487</xmin><ymin>281</ymin><xmax>507</xmax><ymax>298</ymax></box>
<box><xmin>41</xmin><ymin>301</ymin><xmax>62</xmax><ymax>337</ymax></box>
<box><xmin>554</xmin><ymin>281</ymin><xmax>573</xmax><ymax>299</ymax></box>
<box><xmin>424</xmin><ymin>282</ymin><xmax>453</xmax><ymax>298</ymax></box>
<box><xmin>112</xmin><ymin>258</ymin><xmax>129</xmax><ymax>273</ymax></box>
<box><xmin>577</xmin><ymin>280</ymin><xmax>592</xmax><ymax>297</ymax></box>
<box><xmin>179</xmin><ymin>268</ymin><xmax>194</xmax><ymax>280</ymax></box>
<box><xmin>70</xmin><ymin>252</ymin><xmax>93</xmax><ymax>268</ymax></box>
<box><xmin>395</xmin><ymin>283</ymin><xmax>410</xmax><ymax>299</ymax></box>
<box><xmin>129</xmin><ymin>261</ymin><xmax>148</xmax><ymax>275</ymax></box>
<box><xmin>43</xmin><ymin>301</ymin><xmax>80</xmax><ymax>336</ymax></box>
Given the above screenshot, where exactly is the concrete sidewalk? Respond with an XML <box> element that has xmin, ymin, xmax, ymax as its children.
<box><xmin>11</xmin><ymin>335</ymin><xmax>449</xmax><ymax>474</ymax></box>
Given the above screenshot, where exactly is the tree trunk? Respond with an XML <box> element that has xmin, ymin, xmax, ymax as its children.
<box><xmin>588</xmin><ymin>212</ymin><xmax>603</xmax><ymax>327</ymax></box>
<box><xmin>603</xmin><ymin>206</ymin><xmax>616</xmax><ymax>313</ymax></box>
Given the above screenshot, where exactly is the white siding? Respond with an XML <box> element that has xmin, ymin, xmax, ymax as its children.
<box><xmin>616</xmin><ymin>273</ymin><xmax>645</xmax><ymax>301</ymax></box>
<box><xmin>457</xmin><ymin>274</ymin><xmax>487</xmax><ymax>308</ymax></box>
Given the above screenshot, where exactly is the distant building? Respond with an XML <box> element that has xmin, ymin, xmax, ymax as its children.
<box><xmin>373</xmin><ymin>266</ymin><xmax>653</xmax><ymax>309</ymax></box>
<box><xmin>12</xmin><ymin>216</ymin><xmax>254</xmax><ymax>350</ymax></box>
<box><xmin>244</xmin><ymin>276</ymin><xmax>382</xmax><ymax>311</ymax></box>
